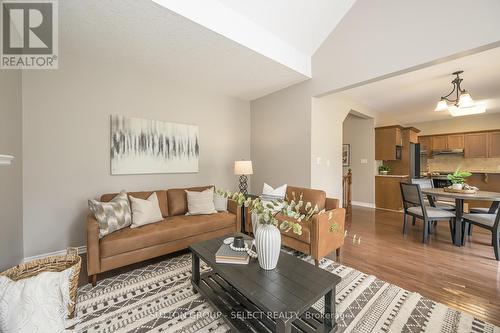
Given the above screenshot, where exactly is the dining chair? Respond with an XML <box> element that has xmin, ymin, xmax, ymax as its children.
<box><xmin>462</xmin><ymin>210</ymin><xmax>500</xmax><ymax>260</ymax></box>
<box><xmin>470</xmin><ymin>204</ymin><xmax>499</xmax><ymax>214</ymax></box>
<box><xmin>400</xmin><ymin>182</ymin><xmax>456</xmax><ymax>243</ymax></box>
<box><xmin>410</xmin><ymin>178</ymin><xmax>455</xmax><ymax>211</ymax></box>
<box><xmin>467</xmin><ymin>203</ymin><xmax>499</xmax><ymax>236</ymax></box>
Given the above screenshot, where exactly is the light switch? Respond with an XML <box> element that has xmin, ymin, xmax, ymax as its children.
<box><xmin>361</xmin><ymin>159</ymin><xmax>368</xmax><ymax>164</ymax></box>
<box><xmin>316</xmin><ymin>157</ymin><xmax>321</xmax><ymax>165</ymax></box>
<box><xmin>326</xmin><ymin>159</ymin><xmax>330</xmax><ymax>167</ymax></box>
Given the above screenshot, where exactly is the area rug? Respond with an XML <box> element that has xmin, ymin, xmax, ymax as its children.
<box><xmin>75</xmin><ymin>251</ymin><xmax>499</xmax><ymax>333</ymax></box>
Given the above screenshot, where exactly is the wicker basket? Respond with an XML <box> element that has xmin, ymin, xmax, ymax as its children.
<box><xmin>0</xmin><ymin>247</ymin><xmax>81</xmax><ymax>318</ymax></box>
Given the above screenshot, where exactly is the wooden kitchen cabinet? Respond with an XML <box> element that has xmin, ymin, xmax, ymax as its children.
<box><xmin>409</xmin><ymin>129</ymin><xmax>419</xmax><ymax>144</ymax></box>
<box><xmin>375</xmin><ymin>126</ymin><xmax>402</xmax><ymax>160</ymax></box>
<box><xmin>488</xmin><ymin>132</ymin><xmax>500</xmax><ymax>158</ymax></box>
<box><xmin>375</xmin><ymin>175</ymin><xmax>408</xmax><ymax>211</ymax></box>
<box><xmin>431</xmin><ymin>136</ymin><xmax>447</xmax><ymax>151</ymax></box>
<box><xmin>418</xmin><ymin>136</ymin><xmax>431</xmax><ymax>151</ymax></box>
<box><xmin>465</xmin><ymin>133</ymin><xmax>488</xmax><ymax>158</ymax></box>
<box><xmin>447</xmin><ymin>134</ymin><xmax>464</xmax><ymax>150</ymax></box>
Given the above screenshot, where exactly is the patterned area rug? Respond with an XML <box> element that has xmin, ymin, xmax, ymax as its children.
<box><xmin>75</xmin><ymin>251</ymin><xmax>499</xmax><ymax>333</ymax></box>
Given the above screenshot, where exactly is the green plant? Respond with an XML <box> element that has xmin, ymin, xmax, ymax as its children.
<box><xmin>447</xmin><ymin>169</ymin><xmax>472</xmax><ymax>184</ymax></box>
<box><xmin>216</xmin><ymin>189</ymin><xmax>334</xmax><ymax>236</ymax></box>
<box><xmin>378</xmin><ymin>164</ymin><xmax>390</xmax><ymax>172</ymax></box>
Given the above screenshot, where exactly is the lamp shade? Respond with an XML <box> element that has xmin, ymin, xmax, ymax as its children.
<box><xmin>234</xmin><ymin>160</ymin><xmax>253</xmax><ymax>175</ymax></box>
<box><xmin>458</xmin><ymin>92</ymin><xmax>474</xmax><ymax>108</ymax></box>
<box><xmin>434</xmin><ymin>99</ymin><xmax>448</xmax><ymax>112</ymax></box>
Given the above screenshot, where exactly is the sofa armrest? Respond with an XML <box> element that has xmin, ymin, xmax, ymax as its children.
<box><xmin>86</xmin><ymin>214</ymin><xmax>101</xmax><ymax>276</ymax></box>
<box><xmin>227</xmin><ymin>199</ymin><xmax>242</xmax><ymax>232</ymax></box>
<box><xmin>325</xmin><ymin>197</ymin><xmax>339</xmax><ymax>210</ymax></box>
<box><xmin>310</xmin><ymin>208</ymin><xmax>345</xmax><ymax>260</ymax></box>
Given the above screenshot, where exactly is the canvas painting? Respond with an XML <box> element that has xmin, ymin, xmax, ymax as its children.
<box><xmin>111</xmin><ymin>115</ymin><xmax>199</xmax><ymax>174</ymax></box>
<box><xmin>342</xmin><ymin>144</ymin><xmax>350</xmax><ymax>167</ymax></box>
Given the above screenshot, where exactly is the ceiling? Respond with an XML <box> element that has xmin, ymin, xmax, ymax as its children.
<box><xmin>58</xmin><ymin>0</ymin><xmax>357</xmax><ymax>100</ymax></box>
<box><xmin>342</xmin><ymin>47</ymin><xmax>500</xmax><ymax>124</ymax></box>
<box><xmin>60</xmin><ymin>0</ymin><xmax>320</xmax><ymax>100</ymax></box>
<box><xmin>217</xmin><ymin>0</ymin><xmax>356</xmax><ymax>55</ymax></box>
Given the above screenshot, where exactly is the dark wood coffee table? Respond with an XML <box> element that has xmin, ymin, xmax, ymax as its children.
<box><xmin>190</xmin><ymin>234</ymin><xmax>341</xmax><ymax>333</ymax></box>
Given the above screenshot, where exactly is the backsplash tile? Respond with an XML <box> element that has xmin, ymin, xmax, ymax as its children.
<box><xmin>426</xmin><ymin>155</ymin><xmax>500</xmax><ymax>173</ymax></box>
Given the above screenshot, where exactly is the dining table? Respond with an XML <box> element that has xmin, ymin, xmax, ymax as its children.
<box><xmin>421</xmin><ymin>188</ymin><xmax>500</xmax><ymax>247</ymax></box>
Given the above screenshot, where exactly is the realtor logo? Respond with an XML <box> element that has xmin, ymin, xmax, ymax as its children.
<box><xmin>1</xmin><ymin>0</ymin><xmax>58</xmax><ymax>69</ymax></box>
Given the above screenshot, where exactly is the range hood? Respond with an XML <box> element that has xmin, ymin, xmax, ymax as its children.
<box><xmin>431</xmin><ymin>148</ymin><xmax>464</xmax><ymax>156</ymax></box>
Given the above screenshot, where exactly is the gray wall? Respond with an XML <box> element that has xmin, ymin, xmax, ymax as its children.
<box><xmin>0</xmin><ymin>70</ymin><xmax>23</xmax><ymax>270</ymax></box>
<box><xmin>251</xmin><ymin>81</ymin><xmax>312</xmax><ymax>192</ymax></box>
<box><xmin>22</xmin><ymin>59</ymin><xmax>250</xmax><ymax>257</ymax></box>
<box><xmin>342</xmin><ymin>114</ymin><xmax>375</xmax><ymax>205</ymax></box>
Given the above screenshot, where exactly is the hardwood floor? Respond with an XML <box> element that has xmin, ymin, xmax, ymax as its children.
<box><xmin>78</xmin><ymin>206</ymin><xmax>500</xmax><ymax>326</ymax></box>
<box><xmin>331</xmin><ymin>206</ymin><xmax>500</xmax><ymax>326</ymax></box>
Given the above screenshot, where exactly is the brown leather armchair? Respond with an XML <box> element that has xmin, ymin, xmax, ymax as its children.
<box><xmin>245</xmin><ymin>186</ymin><xmax>345</xmax><ymax>266</ymax></box>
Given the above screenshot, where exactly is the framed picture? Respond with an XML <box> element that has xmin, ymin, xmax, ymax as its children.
<box><xmin>111</xmin><ymin>115</ymin><xmax>199</xmax><ymax>175</ymax></box>
<box><xmin>342</xmin><ymin>144</ymin><xmax>350</xmax><ymax>167</ymax></box>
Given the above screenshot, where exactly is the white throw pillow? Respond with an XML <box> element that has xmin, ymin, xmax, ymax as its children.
<box><xmin>213</xmin><ymin>191</ymin><xmax>228</xmax><ymax>212</ymax></box>
<box><xmin>0</xmin><ymin>267</ymin><xmax>75</xmax><ymax>332</ymax></box>
<box><xmin>129</xmin><ymin>192</ymin><xmax>163</xmax><ymax>228</ymax></box>
<box><xmin>261</xmin><ymin>183</ymin><xmax>287</xmax><ymax>212</ymax></box>
<box><xmin>185</xmin><ymin>188</ymin><xmax>217</xmax><ymax>215</ymax></box>
<box><xmin>261</xmin><ymin>183</ymin><xmax>287</xmax><ymax>201</ymax></box>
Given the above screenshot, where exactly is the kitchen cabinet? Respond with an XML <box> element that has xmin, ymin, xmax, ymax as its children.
<box><xmin>465</xmin><ymin>133</ymin><xmax>488</xmax><ymax>158</ymax></box>
<box><xmin>375</xmin><ymin>175</ymin><xmax>409</xmax><ymax>211</ymax></box>
<box><xmin>488</xmin><ymin>132</ymin><xmax>500</xmax><ymax>158</ymax></box>
<box><xmin>375</xmin><ymin>126</ymin><xmax>402</xmax><ymax>160</ymax></box>
<box><xmin>447</xmin><ymin>134</ymin><xmax>465</xmax><ymax>150</ymax></box>
<box><xmin>418</xmin><ymin>136</ymin><xmax>431</xmax><ymax>151</ymax></box>
<box><xmin>409</xmin><ymin>130</ymin><xmax>418</xmax><ymax>144</ymax></box>
<box><xmin>431</xmin><ymin>136</ymin><xmax>447</xmax><ymax>151</ymax></box>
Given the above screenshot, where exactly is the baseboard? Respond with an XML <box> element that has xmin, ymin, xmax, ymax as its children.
<box><xmin>23</xmin><ymin>245</ymin><xmax>87</xmax><ymax>263</ymax></box>
<box><xmin>351</xmin><ymin>201</ymin><xmax>376</xmax><ymax>209</ymax></box>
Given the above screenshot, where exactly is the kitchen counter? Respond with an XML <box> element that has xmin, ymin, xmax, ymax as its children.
<box><xmin>427</xmin><ymin>171</ymin><xmax>500</xmax><ymax>175</ymax></box>
<box><xmin>375</xmin><ymin>174</ymin><xmax>409</xmax><ymax>178</ymax></box>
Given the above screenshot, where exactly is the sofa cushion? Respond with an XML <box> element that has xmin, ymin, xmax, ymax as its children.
<box><xmin>100</xmin><ymin>212</ymin><xmax>235</xmax><ymax>258</ymax></box>
<box><xmin>89</xmin><ymin>191</ymin><xmax>132</xmax><ymax>238</ymax></box>
<box><xmin>286</xmin><ymin>186</ymin><xmax>326</xmax><ymax>214</ymax></box>
<box><xmin>275</xmin><ymin>213</ymin><xmax>311</xmax><ymax>244</ymax></box>
<box><xmin>101</xmin><ymin>190</ymin><xmax>168</xmax><ymax>218</ymax></box>
<box><xmin>167</xmin><ymin>186</ymin><xmax>213</xmax><ymax>216</ymax></box>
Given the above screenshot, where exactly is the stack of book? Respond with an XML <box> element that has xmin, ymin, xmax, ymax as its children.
<box><xmin>215</xmin><ymin>243</ymin><xmax>250</xmax><ymax>265</ymax></box>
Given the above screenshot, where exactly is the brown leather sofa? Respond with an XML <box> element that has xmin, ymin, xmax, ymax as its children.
<box><xmin>245</xmin><ymin>186</ymin><xmax>345</xmax><ymax>266</ymax></box>
<box><xmin>87</xmin><ymin>186</ymin><xmax>240</xmax><ymax>286</ymax></box>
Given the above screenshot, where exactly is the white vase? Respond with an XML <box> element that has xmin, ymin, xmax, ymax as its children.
<box><xmin>251</xmin><ymin>212</ymin><xmax>260</xmax><ymax>236</ymax></box>
<box><xmin>452</xmin><ymin>183</ymin><xmax>463</xmax><ymax>190</ymax></box>
<box><xmin>255</xmin><ymin>223</ymin><xmax>281</xmax><ymax>270</ymax></box>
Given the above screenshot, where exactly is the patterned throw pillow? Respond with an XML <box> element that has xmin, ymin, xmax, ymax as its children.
<box><xmin>88</xmin><ymin>191</ymin><xmax>132</xmax><ymax>238</ymax></box>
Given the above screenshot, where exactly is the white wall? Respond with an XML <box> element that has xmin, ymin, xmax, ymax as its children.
<box><xmin>0</xmin><ymin>70</ymin><xmax>23</xmax><ymax>270</ymax></box>
<box><xmin>312</xmin><ymin>0</ymin><xmax>500</xmax><ymax>97</ymax></box>
<box><xmin>251</xmin><ymin>0</ymin><xmax>500</xmax><ymax>200</ymax></box>
<box><xmin>342</xmin><ymin>114</ymin><xmax>375</xmax><ymax>205</ymax></box>
<box><xmin>22</xmin><ymin>58</ymin><xmax>250</xmax><ymax>257</ymax></box>
<box><xmin>311</xmin><ymin>93</ymin><xmax>376</xmax><ymax>201</ymax></box>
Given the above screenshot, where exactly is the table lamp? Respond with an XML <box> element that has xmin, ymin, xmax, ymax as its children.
<box><xmin>234</xmin><ymin>160</ymin><xmax>253</xmax><ymax>194</ymax></box>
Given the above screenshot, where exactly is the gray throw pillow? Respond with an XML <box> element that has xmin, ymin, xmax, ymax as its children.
<box><xmin>88</xmin><ymin>191</ymin><xmax>132</xmax><ymax>238</ymax></box>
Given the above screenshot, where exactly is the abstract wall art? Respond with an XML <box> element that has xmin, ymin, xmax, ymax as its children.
<box><xmin>111</xmin><ymin>115</ymin><xmax>199</xmax><ymax>175</ymax></box>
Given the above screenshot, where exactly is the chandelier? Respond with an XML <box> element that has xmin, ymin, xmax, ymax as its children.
<box><xmin>434</xmin><ymin>70</ymin><xmax>486</xmax><ymax>116</ymax></box>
